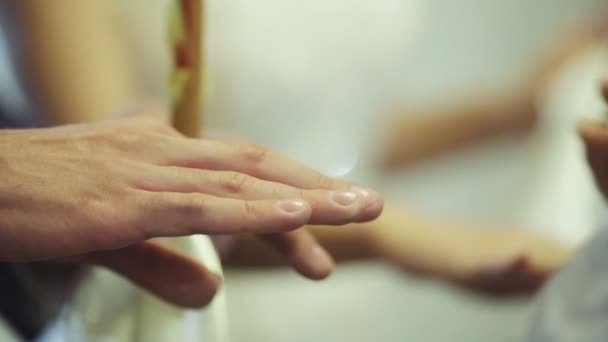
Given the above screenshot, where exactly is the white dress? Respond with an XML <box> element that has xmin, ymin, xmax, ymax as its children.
<box><xmin>38</xmin><ymin>237</ymin><xmax>229</xmax><ymax>342</ymax></box>
<box><xmin>525</xmin><ymin>42</ymin><xmax>608</xmax><ymax>342</ymax></box>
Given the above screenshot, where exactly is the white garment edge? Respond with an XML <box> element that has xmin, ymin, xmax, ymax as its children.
<box><xmin>37</xmin><ymin>236</ymin><xmax>229</xmax><ymax>342</ymax></box>
<box><xmin>516</xmin><ymin>41</ymin><xmax>608</xmax><ymax>245</ymax></box>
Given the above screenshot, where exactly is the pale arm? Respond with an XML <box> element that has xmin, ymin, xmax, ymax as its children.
<box><xmin>227</xmin><ymin>203</ymin><xmax>574</xmax><ymax>296</ymax></box>
<box><xmin>381</xmin><ymin>16</ymin><xmax>608</xmax><ymax>169</ymax></box>
<box><xmin>381</xmin><ymin>91</ymin><xmax>536</xmax><ymax>168</ymax></box>
<box><xmin>6</xmin><ymin>0</ymin><xmax>138</xmax><ymax>124</ymax></box>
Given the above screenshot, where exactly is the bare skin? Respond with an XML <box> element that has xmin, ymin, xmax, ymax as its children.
<box><xmin>0</xmin><ymin>114</ymin><xmax>383</xmax><ymax>307</ymax></box>
<box><xmin>227</xmin><ymin>203</ymin><xmax>574</xmax><ymax>297</ymax></box>
<box><xmin>381</xmin><ymin>14</ymin><xmax>608</xmax><ymax>168</ymax></box>
<box><xmin>7</xmin><ymin>0</ymin><xmax>574</xmax><ymax>305</ymax></box>
<box><xmin>5</xmin><ymin>0</ymin><xmax>377</xmax><ymax>311</ymax></box>
<box><xmin>368</xmin><ymin>206</ymin><xmax>573</xmax><ymax>296</ymax></box>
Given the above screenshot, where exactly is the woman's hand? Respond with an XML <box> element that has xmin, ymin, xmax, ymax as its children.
<box><xmin>369</xmin><ymin>206</ymin><xmax>574</xmax><ymax>296</ymax></box>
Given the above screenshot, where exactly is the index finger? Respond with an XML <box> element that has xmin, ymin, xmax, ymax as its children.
<box><xmin>163</xmin><ymin>138</ymin><xmax>383</xmax><ymax>220</ymax></box>
<box><xmin>88</xmin><ymin>241</ymin><xmax>220</xmax><ymax>308</ymax></box>
<box><xmin>168</xmin><ymin>138</ymin><xmax>356</xmax><ymax>190</ymax></box>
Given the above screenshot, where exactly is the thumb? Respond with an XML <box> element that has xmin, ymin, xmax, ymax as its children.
<box><xmin>86</xmin><ymin>241</ymin><xmax>221</xmax><ymax>308</ymax></box>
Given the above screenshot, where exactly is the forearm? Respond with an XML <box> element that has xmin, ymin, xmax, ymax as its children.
<box><xmin>381</xmin><ymin>91</ymin><xmax>537</xmax><ymax>168</ymax></box>
<box><xmin>381</xmin><ymin>13</ymin><xmax>608</xmax><ymax>169</ymax></box>
<box><xmin>223</xmin><ymin>200</ymin><xmax>574</xmax><ymax>296</ymax></box>
<box><xmin>225</xmin><ymin>204</ymin><xmax>421</xmax><ymax>268</ymax></box>
<box><xmin>225</xmin><ymin>223</ymin><xmax>378</xmax><ymax>268</ymax></box>
<box><xmin>8</xmin><ymin>0</ymin><xmax>137</xmax><ymax>124</ymax></box>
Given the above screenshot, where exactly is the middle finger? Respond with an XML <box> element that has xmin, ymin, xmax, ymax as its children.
<box><xmin>133</xmin><ymin>165</ymin><xmax>372</xmax><ymax>225</ymax></box>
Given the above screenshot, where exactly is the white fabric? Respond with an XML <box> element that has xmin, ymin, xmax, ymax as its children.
<box><xmin>518</xmin><ymin>43</ymin><xmax>608</xmax><ymax>244</ymax></box>
<box><xmin>527</xmin><ymin>230</ymin><xmax>608</xmax><ymax>342</ymax></box>
<box><xmin>0</xmin><ymin>318</ymin><xmax>19</xmax><ymax>342</ymax></box>
<box><xmin>524</xmin><ymin>43</ymin><xmax>608</xmax><ymax>341</ymax></box>
<box><xmin>37</xmin><ymin>236</ymin><xmax>229</xmax><ymax>342</ymax></box>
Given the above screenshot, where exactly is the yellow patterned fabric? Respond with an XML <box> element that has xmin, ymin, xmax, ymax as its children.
<box><xmin>168</xmin><ymin>0</ymin><xmax>191</xmax><ymax>107</ymax></box>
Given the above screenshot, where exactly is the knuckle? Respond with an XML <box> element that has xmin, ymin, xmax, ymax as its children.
<box><xmin>175</xmin><ymin>195</ymin><xmax>207</xmax><ymax>223</ymax></box>
<box><xmin>297</xmin><ymin>189</ymin><xmax>307</xmax><ymax>200</ymax></box>
<box><xmin>239</xmin><ymin>143</ymin><xmax>268</xmax><ymax>166</ymax></box>
<box><xmin>147</xmin><ymin>193</ymin><xmax>207</xmax><ymax>236</ymax></box>
<box><xmin>219</xmin><ymin>172</ymin><xmax>250</xmax><ymax>194</ymax></box>
<box><xmin>80</xmin><ymin>197</ymin><xmax>131</xmax><ymax>249</ymax></box>
<box><xmin>243</xmin><ymin>200</ymin><xmax>257</xmax><ymax>217</ymax></box>
<box><xmin>241</xmin><ymin>201</ymin><xmax>258</xmax><ymax>227</ymax></box>
<box><xmin>315</xmin><ymin>172</ymin><xmax>337</xmax><ymax>189</ymax></box>
<box><xmin>170</xmin><ymin>195</ymin><xmax>209</xmax><ymax>236</ymax></box>
<box><xmin>78</xmin><ymin>188</ymin><xmax>109</xmax><ymax>215</ymax></box>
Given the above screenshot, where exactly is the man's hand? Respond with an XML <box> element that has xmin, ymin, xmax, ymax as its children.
<box><xmin>0</xmin><ymin>116</ymin><xmax>383</xmax><ymax>307</ymax></box>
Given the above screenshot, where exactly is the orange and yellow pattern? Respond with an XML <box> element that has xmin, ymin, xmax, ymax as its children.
<box><xmin>169</xmin><ymin>0</ymin><xmax>204</xmax><ymax>138</ymax></box>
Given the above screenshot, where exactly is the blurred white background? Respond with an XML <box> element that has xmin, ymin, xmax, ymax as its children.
<box><xmin>201</xmin><ymin>1</ymin><xmax>606</xmax><ymax>341</ymax></box>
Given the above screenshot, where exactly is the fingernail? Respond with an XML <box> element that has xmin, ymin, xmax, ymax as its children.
<box><xmin>279</xmin><ymin>199</ymin><xmax>308</xmax><ymax>213</ymax></box>
<box><xmin>330</xmin><ymin>191</ymin><xmax>359</xmax><ymax>207</ymax></box>
<box><xmin>351</xmin><ymin>186</ymin><xmax>383</xmax><ymax>214</ymax></box>
<box><xmin>350</xmin><ymin>186</ymin><xmax>372</xmax><ymax>200</ymax></box>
